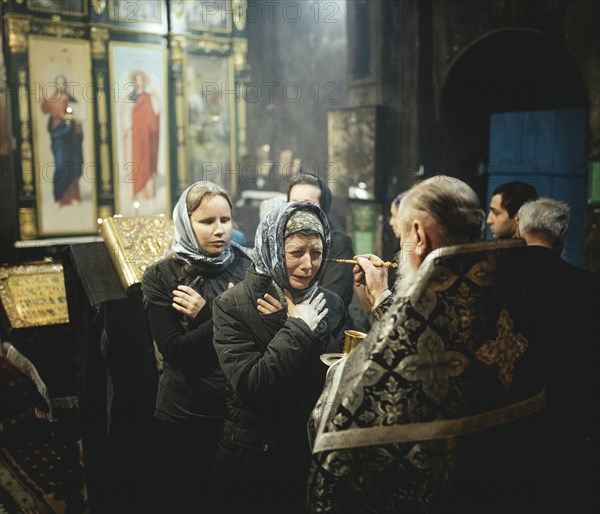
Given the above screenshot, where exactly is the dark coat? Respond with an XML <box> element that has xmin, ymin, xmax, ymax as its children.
<box><xmin>141</xmin><ymin>246</ymin><xmax>252</xmax><ymax>421</ymax></box>
<box><xmin>211</xmin><ymin>267</ymin><xmax>347</xmax><ymax>513</ymax></box>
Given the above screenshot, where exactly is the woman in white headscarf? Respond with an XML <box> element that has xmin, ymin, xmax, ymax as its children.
<box><xmin>141</xmin><ymin>181</ymin><xmax>252</xmax><ymax>513</ymax></box>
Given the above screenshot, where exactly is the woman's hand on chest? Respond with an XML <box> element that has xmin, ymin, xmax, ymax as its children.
<box><xmin>172</xmin><ymin>284</ymin><xmax>207</xmax><ymax>319</ymax></box>
<box><xmin>256</xmin><ymin>293</ymin><xmax>283</xmax><ymax>315</ymax></box>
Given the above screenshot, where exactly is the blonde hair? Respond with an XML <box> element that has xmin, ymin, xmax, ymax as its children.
<box><xmin>185</xmin><ymin>181</ymin><xmax>232</xmax><ymax>216</ymax></box>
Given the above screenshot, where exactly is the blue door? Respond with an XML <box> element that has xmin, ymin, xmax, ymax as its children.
<box><xmin>487</xmin><ymin>108</ymin><xmax>586</xmax><ymax>265</ymax></box>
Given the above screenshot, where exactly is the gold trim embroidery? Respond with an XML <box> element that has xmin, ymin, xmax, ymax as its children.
<box><xmin>313</xmin><ymin>391</ymin><xmax>545</xmax><ymax>453</ymax></box>
<box><xmin>475</xmin><ymin>307</ymin><xmax>528</xmax><ymax>389</ymax></box>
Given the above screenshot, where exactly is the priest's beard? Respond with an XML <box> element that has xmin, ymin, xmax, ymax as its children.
<box><xmin>394</xmin><ymin>253</ymin><xmax>417</xmax><ymax>297</ymax></box>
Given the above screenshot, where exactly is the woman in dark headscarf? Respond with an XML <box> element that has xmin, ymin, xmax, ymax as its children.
<box><xmin>141</xmin><ymin>181</ymin><xmax>252</xmax><ymax>513</ymax></box>
<box><xmin>210</xmin><ymin>201</ymin><xmax>347</xmax><ymax>513</ymax></box>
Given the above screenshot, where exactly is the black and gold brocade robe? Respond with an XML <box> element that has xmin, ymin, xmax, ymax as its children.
<box><xmin>307</xmin><ymin>240</ymin><xmax>599</xmax><ymax>513</ymax></box>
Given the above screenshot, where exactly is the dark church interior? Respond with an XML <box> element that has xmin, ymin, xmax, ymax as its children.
<box><xmin>1</xmin><ymin>1</ymin><xmax>599</xmax><ymax>513</ymax></box>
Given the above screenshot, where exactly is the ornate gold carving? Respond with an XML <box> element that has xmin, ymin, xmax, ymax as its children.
<box><xmin>90</xmin><ymin>27</ymin><xmax>109</xmax><ymax>59</ymax></box>
<box><xmin>232</xmin><ymin>38</ymin><xmax>248</xmax><ymax>70</ymax></box>
<box><xmin>41</xmin><ymin>23</ymin><xmax>85</xmax><ymax>39</ymax></box>
<box><xmin>237</xmin><ymin>98</ymin><xmax>247</xmax><ymax>156</ymax></box>
<box><xmin>476</xmin><ymin>307</ymin><xmax>528</xmax><ymax>390</ymax></box>
<box><xmin>18</xmin><ymin>208</ymin><xmax>37</xmax><ymax>240</ymax></box>
<box><xmin>172</xmin><ymin>36</ymin><xmax>232</xmax><ymax>59</ymax></box>
<box><xmin>17</xmin><ymin>68</ymin><xmax>34</xmax><ymax>195</ymax></box>
<box><xmin>7</xmin><ymin>17</ymin><xmax>30</xmax><ymax>53</ymax></box>
<box><xmin>189</xmin><ymin>37</ymin><xmax>231</xmax><ymax>55</ymax></box>
<box><xmin>0</xmin><ymin>262</ymin><xmax>69</xmax><ymax>330</ymax></box>
<box><xmin>92</xmin><ymin>0</ymin><xmax>107</xmax><ymax>15</ymax></box>
<box><xmin>98</xmin><ymin>205</ymin><xmax>113</xmax><ymax>221</ymax></box>
<box><xmin>20</xmin><ymin>153</ymin><xmax>35</xmax><ymax>195</ymax></box>
<box><xmin>100</xmin><ymin>146</ymin><xmax>110</xmax><ymax>193</ymax></box>
<box><xmin>17</xmin><ymin>69</ymin><xmax>29</xmax><ymax>125</ymax></box>
<box><xmin>232</xmin><ymin>0</ymin><xmax>247</xmax><ymax>31</ymax></box>
<box><xmin>169</xmin><ymin>36</ymin><xmax>186</xmax><ymax>65</ymax></box>
<box><xmin>171</xmin><ymin>0</ymin><xmax>185</xmax><ymax>19</ymax></box>
<box><xmin>395</xmin><ymin>328</ymin><xmax>469</xmax><ymax>404</ymax></box>
<box><xmin>173</xmin><ymin>71</ymin><xmax>188</xmax><ymax>191</ymax></box>
<box><xmin>96</xmin><ymin>72</ymin><xmax>105</xmax><ymax>116</ymax></box>
<box><xmin>95</xmin><ymin>72</ymin><xmax>111</xmax><ymax>194</ymax></box>
<box><xmin>100</xmin><ymin>215</ymin><xmax>173</xmax><ymax>294</ymax></box>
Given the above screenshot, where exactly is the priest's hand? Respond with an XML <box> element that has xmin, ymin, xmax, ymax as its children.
<box><xmin>354</xmin><ymin>254</ymin><xmax>389</xmax><ymax>306</ymax></box>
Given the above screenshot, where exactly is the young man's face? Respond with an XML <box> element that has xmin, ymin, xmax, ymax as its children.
<box><xmin>486</xmin><ymin>194</ymin><xmax>517</xmax><ymax>239</ymax></box>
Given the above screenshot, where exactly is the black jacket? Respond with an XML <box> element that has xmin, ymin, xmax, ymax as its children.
<box><xmin>210</xmin><ymin>268</ymin><xmax>347</xmax><ymax>512</ymax></box>
<box><xmin>141</xmin><ymin>247</ymin><xmax>252</xmax><ymax>422</ymax></box>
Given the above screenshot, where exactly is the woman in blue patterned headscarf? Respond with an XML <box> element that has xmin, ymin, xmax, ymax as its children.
<box><xmin>253</xmin><ymin>201</ymin><xmax>330</xmax><ymax>302</ymax></box>
<box><xmin>210</xmin><ymin>201</ymin><xmax>347</xmax><ymax>513</ymax></box>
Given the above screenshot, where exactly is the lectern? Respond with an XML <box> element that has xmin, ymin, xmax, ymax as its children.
<box><xmin>62</xmin><ymin>243</ymin><xmax>158</xmax><ymax>513</ymax></box>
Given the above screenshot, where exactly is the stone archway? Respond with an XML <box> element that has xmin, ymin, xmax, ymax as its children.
<box><xmin>438</xmin><ymin>29</ymin><xmax>587</xmax><ymax>195</ymax></box>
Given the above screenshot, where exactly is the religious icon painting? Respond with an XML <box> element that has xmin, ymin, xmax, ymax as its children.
<box><xmin>26</xmin><ymin>0</ymin><xmax>87</xmax><ymax>19</ymax></box>
<box><xmin>170</xmin><ymin>0</ymin><xmax>232</xmax><ymax>34</ymax></box>
<box><xmin>107</xmin><ymin>0</ymin><xmax>168</xmax><ymax>33</ymax></box>
<box><xmin>327</xmin><ymin>107</ymin><xmax>378</xmax><ymax>199</ymax></box>
<box><xmin>28</xmin><ymin>36</ymin><xmax>98</xmax><ymax>236</ymax></box>
<box><xmin>184</xmin><ymin>52</ymin><xmax>235</xmax><ymax>188</ymax></box>
<box><xmin>109</xmin><ymin>41</ymin><xmax>170</xmax><ymax>217</ymax></box>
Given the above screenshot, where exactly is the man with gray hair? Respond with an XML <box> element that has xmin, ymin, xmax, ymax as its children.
<box><xmin>516</xmin><ymin>198</ymin><xmax>569</xmax><ymax>254</ymax></box>
<box><xmin>352</xmin><ymin>175</ymin><xmax>485</xmax><ymax>318</ymax></box>
<box><xmin>307</xmin><ymin>176</ymin><xmax>599</xmax><ymax>513</ymax></box>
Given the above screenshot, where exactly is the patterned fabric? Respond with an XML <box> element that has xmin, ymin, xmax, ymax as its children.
<box><xmin>0</xmin><ymin>356</ymin><xmax>88</xmax><ymax>513</ymax></box>
<box><xmin>253</xmin><ymin>201</ymin><xmax>331</xmax><ymax>303</ymax></box>
<box><xmin>170</xmin><ymin>182</ymin><xmax>242</xmax><ymax>270</ymax></box>
<box><xmin>307</xmin><ymin>240</ymin><xmax>553</xmax><ymax>513</ymax></box>
<box><xmin>285</xmin><ymin>210</ymin><xmax>324</xmax><ymax>239</ymax></box>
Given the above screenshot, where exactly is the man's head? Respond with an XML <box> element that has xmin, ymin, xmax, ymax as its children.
<box><xmin>287</xmin><ymin>173</ymin><xmax>332</xmax><ymax>215</ymax></box>
<box><xmin>487</xmin><ymin>181</ymin><xmax>538</xmax><ymax>239</ymax></box>
<box><xmin>395</xmin><ymin>176</ymin><xmax>484</xmax><ymax>293</ymax></box>
<box><xmin>516</xmin><ymin>198</ymin><xmax>569</xmax><ymax>254</ymax></box>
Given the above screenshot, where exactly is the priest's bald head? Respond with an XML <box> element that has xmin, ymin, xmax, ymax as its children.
<box><xmin>394</xmin><ymin>176</ymin><xmax>485</xmax><ymax>293</ymax></box>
